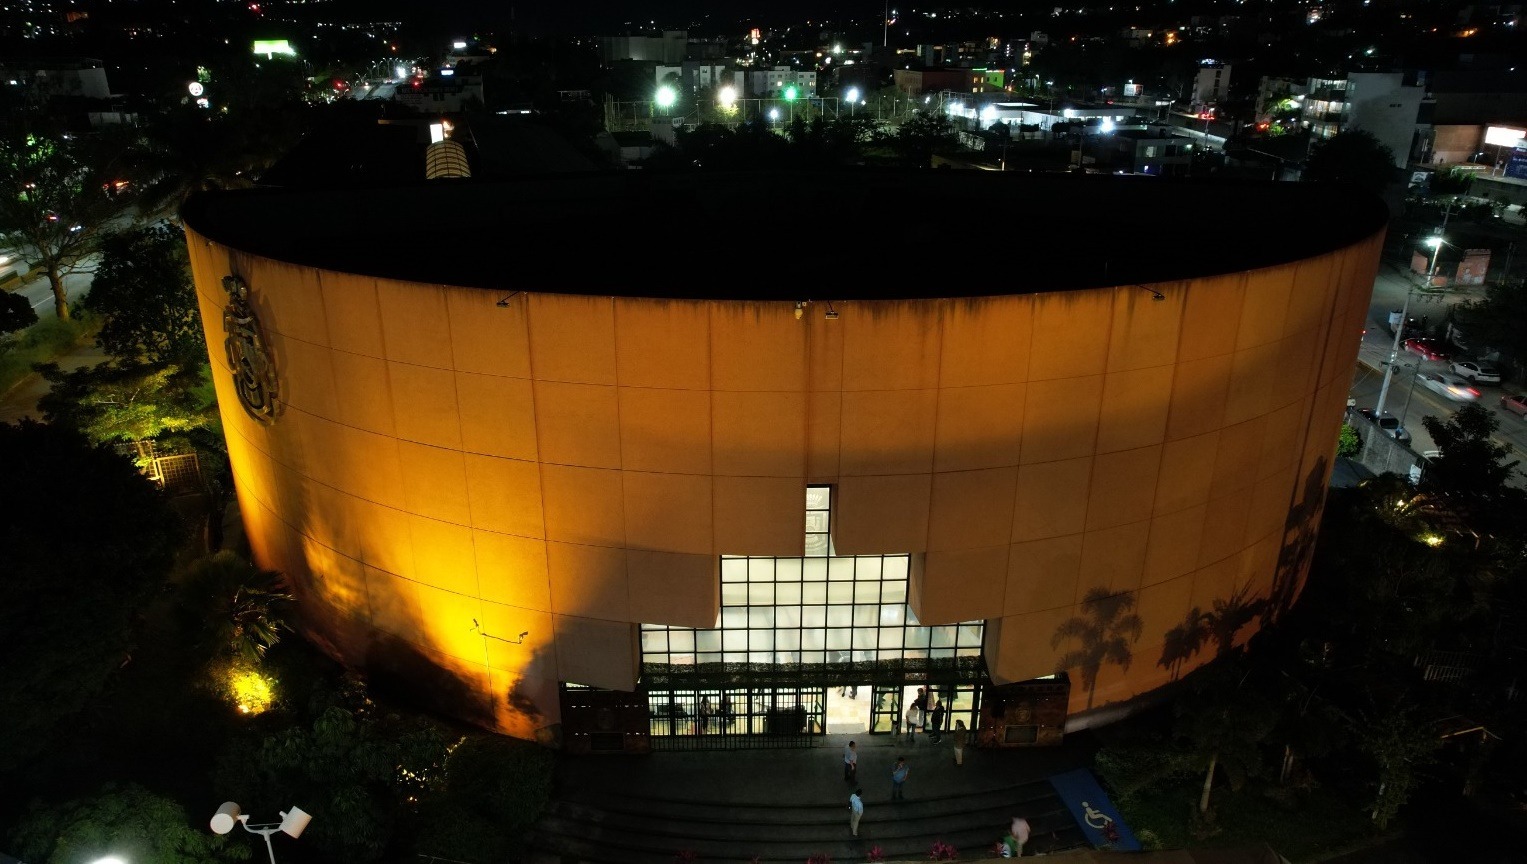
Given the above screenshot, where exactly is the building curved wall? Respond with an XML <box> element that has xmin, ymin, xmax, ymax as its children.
<box><xmin>186</xmin><ymin>226</ymin><xmax>1382</xmax><ymax>738</ymax></box>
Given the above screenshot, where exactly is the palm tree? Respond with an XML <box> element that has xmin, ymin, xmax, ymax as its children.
<box><xmin>181</xmin><ymin>551</ymin><xmax>293</xmax><ymax>664</ymax></box>
<box><xmin>1051</xmin><ymin>587</ymin><xmax>1144</xmax><ymax>710</ymax></box>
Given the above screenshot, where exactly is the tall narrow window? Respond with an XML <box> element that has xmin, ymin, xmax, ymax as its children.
<box><xmin>805</xmin><ymin>485</ymin><xmax>832</xmax><ymax>557</ymax></box>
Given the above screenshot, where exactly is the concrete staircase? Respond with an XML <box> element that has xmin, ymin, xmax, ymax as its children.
<box><xmin>529</xmin><ymin>775</ymin><xmax>1087</xmax><ymax>863</ymax></box>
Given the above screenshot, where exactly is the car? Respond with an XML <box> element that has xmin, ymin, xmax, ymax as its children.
<box><xmin>1451</xmin><ymin>359</ymin><xmax>1501</xmax><ymax>385</ymax></box>
<box><xmin>1403</xmin><ymin>337</ymin><xmax>1451</xmax><ymax>361</ymax></box>
<box><xmin>1501</xmin><ymin>394</ymin><xmax>1527</xmax><ymax>419</ymax></box>
<box><xmin>1356</xmin><ymin>407</ymin><xmax>1412</xmax><ymax>443</ymax></box>
<box><xmin>1419</xmin><ymin>372</ymin><xmax>1480</xmax><ymax>402</ymax></box>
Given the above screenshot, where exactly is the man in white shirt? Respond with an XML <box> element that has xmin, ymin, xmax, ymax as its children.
<box><xmin>843</xmin><ymin>740</ymin><xmax>858</xmax><ymax>781</ymax></box>
<box><xmin>849</xmin><ymin>788</ymin><xmax>864</xmax><ymax>837</ymax></box>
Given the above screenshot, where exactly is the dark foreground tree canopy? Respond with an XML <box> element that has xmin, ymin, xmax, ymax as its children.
<box><xmin>0</xmin><ymin>420</ymin><xmax>184</xmax><ymax>775</ymax></box>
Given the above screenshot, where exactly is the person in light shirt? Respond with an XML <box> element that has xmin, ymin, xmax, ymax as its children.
<box><xmin>843</xmin><ymin>739</ymin><xmax>858</xmax><ymax>781</ymax></box>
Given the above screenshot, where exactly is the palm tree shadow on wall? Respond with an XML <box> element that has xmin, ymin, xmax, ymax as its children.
<box><xmin>1051</xmin><ymin>587</ymin><xmax>1144</xmax><ymax>711</ymax></box>
<box><xmin>1158</xmin><ymin>606</ymin><xmax>1206</xmax><ymax>682</ymax></box>
<box><xmin>364</xmin><ymin>633</ymin><xmax>547</xmax><ymax>732</ymax></box>
<box><xmin>1262</xmin><ymin>455</ymin><xmax>1330</xmax><ymax>629</ymax></box>
<box><xmin>1157</xmin><ymin>585</ymin><xmax>1269</xmax><ymax>681</ymax></box>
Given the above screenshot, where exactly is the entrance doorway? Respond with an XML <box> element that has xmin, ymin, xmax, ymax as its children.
<box><xmin>824</xmin><ymin>685</ymin><xmax>869</xmax><ymax>734</ymax></box>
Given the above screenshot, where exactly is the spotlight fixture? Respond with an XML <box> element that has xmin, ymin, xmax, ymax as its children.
<box><xmin>1136</xmin><ymin>285</ymin><xmax>1166</xmax><ymax>301</ymax></box>
<box><xmin>824</xmin><ymin>302</ymin><xmax>839</xmax><ymax>320</ymax></box>
<box><xmin>496</xmin><ymin>291</ymin><xmax>522</xmax><ymax>307</ymax></box>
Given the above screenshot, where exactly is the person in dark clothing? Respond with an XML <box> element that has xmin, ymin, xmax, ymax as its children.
<box><xmin>929</xmin><ymin>697</ymin><xmax>946</xmax><ymax>743</ymax></box>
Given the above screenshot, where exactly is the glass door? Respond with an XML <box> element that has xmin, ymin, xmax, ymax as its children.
<box><xmin>869</xmin><ymin>684</ymin><xmax>902</xmax><ymax>734</ymax></box>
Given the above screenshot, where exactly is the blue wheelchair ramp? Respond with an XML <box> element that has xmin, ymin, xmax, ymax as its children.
<box><xmin>1048</xmin><ymin>767</ymin><xmax>1142</xmax><ymax>852</ymax></box>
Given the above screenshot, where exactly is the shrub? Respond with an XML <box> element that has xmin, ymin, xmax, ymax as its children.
<box><xmin>929</xmin><ymin>839</ymin><xmax>959</xmax><ymax>860</ymax></box>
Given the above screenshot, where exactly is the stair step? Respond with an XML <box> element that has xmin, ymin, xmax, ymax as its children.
<box><xmin>556</xmin><ymin>778</ymin><xmax>1062</xmax><ymax>824</ymax></box>
<box><xmin>536</xmin><ymin>800</ymin><xmax>1078</xmax><ymax>846</ymax></box>
<box><xmin>529</xmin><ymin>823</ymin><xmax>1089</xmax><ymax>864</ymax></box>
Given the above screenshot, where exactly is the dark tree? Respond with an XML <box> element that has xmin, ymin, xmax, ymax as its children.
<box><xmin>1453</xmin><ymin>284</ymin><xmax>1527</xmax><ymax>369</ymax></box>
<box><xmin>0</xmin><ymin>421</ymin><xmax>183</xmax><ymax>776</ymax></box>
<box><xmin>84</xmin><ymin>224</ymin><xmax>203</xmax><ymax>364</ymax></box>
<box><xmin>892</xmin><ymin>109</ymin><xmax>959</xmax><ymax>168</ymax></box>
<box><xmin>0</xmin><ymin>134</ymin><xmax>137</xmax><ymax>319</ymax></box>
<box><xmin>0</xmin><ymin>289</ymin><xmax>38</xmax><ymax>335</ymax></box>
<box><xmin>1421</xmin><ymin>402</ymin><xmax>1518</xmax><ymax>500</ymax></box>
<box><xmin>1303</xmin><ymin>129</ymin><xmax>1396</xmax><ymax>195</ymax></box>
<box><xmin>11</xmin><ymin>783</ymin><xmax>250</xmax><ymax>864</ymax></box>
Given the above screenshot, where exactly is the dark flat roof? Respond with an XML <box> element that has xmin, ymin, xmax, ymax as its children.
<box><xmin>181</xmin><ymin>171</ymin><xmax>1388</xmax><ymax>301</ymax></box>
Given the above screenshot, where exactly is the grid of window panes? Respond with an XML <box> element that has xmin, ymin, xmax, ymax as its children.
<box><xmin>639</xmin><ymin>552</ymin><xmax>986</xmax><ymax>669</ymax></box>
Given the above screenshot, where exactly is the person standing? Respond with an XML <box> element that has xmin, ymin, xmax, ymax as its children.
<box><xmin>953</xmin><ymin>719</ymin><xmax>969</xmax><ymax>765</ymax></box>
<box><xmin>904</xmin><ymin>703</ymin><xmax>921</xmax><ymax>745</ymax></box>
<box><xmin>929</xmin><ymin>697</ymin><xmax>946</xmax><ymax>744</ymax></box>
<box><xmin>891</xmin><ymin>756</ymin><xmax>910</xmax><ymax>800</ymax></box>
<box><xmin>844</xmin><ymin>740</ymin><xmax>858</xmax><ymax>782</ymax></box>
<box><xmin>849</xmin><ymin>788</ymin><xmax>865</xmax><ymax>837</ymax></box>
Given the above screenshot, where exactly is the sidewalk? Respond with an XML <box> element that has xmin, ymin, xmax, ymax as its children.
<box><xmin>0</xmin><ymin>339</ymin><xmax>107</xmax><ymax>425</ymax></box>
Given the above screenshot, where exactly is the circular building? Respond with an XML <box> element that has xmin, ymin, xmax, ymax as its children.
<box><xmin>183</xmin><ymin>172</ymin><xmax>1385</xmax><ymax>747</ymax></box>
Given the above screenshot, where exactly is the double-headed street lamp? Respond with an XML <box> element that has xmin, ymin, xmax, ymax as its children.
<box><xmin>211</xmin><ymin>802</ymin><xmax>311</xmax><ymax>864</ymax></box>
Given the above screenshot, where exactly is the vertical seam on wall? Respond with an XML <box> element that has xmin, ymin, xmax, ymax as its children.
<box><xmin>922</xmin><ymin>299</ymin><xmax>945</xmax><ymax>592</ymax></box>
<box><xmin>610</xmin><ymin>296</ymin><xmax>633</xmax><ymax>633</ymax></box>
<box><xmin>446</xmin><ymin>284</ymin><xmax>494</xmax><ymax>694</ymax></box>
<box><xmin>1070</xmin><ymin>288</ymin><xmax>1113</xmax><ymax>602</ymax></box>
<box><xmin>523</xmin><ymin>292</ymin><xmax>557</xmax><ymax>675</ymax></box>
<box><xmin>1153</xmin><ymin>280</ymin><xmax>1191</xmax><ymax>523</ymax></box>
<box><xmin>706</xmin><ymin>303</ymin><xmax>716</xmax><ymax>576</ymax></box>
<box><xmin>363</xmin><ymin>275</ymin><xmax>389</xmax><ymax>623</ymax></box>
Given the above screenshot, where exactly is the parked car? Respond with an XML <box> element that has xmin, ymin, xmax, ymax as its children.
<box><xmin>1357</xmin><ymin>407</ymin><xmax>1413</xmax><ymax>443</ymax></box>
<box><xmin>1501</xmin><ymin>394</ymin><xmax>1527</xmax><ymax>419</ymax></box>
<box><xmin>1419</xmin><ymin>373</ymin><xmax>1481</xmax><ymax>402</ymax></box>
<box><xmin>1403</xmin><ymin>338</ymin><xmax>1451</xmax><ymax>361</ymax></box>
<box><xmin>1450</xmin><ymin>359</ymin><xmax>1501</xmax><ymax>385</ymax></box>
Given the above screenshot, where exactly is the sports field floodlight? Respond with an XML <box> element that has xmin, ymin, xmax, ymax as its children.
<box><xmin>89</xmin><ymin>858</ymin><xmax>127</xmax><ymax>864</ymax></box>
<box><xmin>846</xmin><ymin>86</ymin><xmax>860</xmax><ymax>103</ymax></box>
<box><xmin>655</xmin><ymin>85</ymin><xmax>677</xmax><ymax>109</ymax></box>
<box><xmin>717</xmin><ymin>85</ymin><xmax>738</xmax><ymax>109</ymax></box>
<box><xmin>211</xmin><ymin>802</ymin><xmax>311</xmax><ymax>864</ymax></box>
<box><xmin>783</xmin><ymin>85</ymin><xmax>798</xmax><ymax>101</ymax></box>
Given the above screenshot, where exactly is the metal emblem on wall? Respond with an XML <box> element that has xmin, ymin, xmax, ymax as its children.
<box><xmin>221</xmin><ymin>275</ymin><xmax>280</xmax><ymax>424</ymax></box>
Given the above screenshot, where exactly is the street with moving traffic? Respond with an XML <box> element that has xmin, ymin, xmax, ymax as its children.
<box><xmin>1349</xmin><ymin>227</ymin><xmax>1527</xmax><ymax>470</ymax></box>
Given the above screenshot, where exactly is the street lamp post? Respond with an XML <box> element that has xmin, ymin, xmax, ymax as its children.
<box><xmin>1424</xmin><ymin>234</ymin><xmax>1446</xmax><ymax>287</ymax></box>
<box><xmin>211</xmin><ymin>802</ymin><xmax>311</xmax><ymax>864</ymax></box>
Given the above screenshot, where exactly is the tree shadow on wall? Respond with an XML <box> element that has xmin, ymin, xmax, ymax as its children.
<box><xmin>1158</xmin><ymin>606</ymin><xmax>1206</xmax><ymax>682</ymax></box>
<box><xmin>1051</xmin><ymin>587</ymin><xmax>1144</xmax><ymax>711</ymax></box>
<box><xmin>363</xmin><ymin>633</ymin><xmax>548</xmax><ymax>733</ymax></box>
<box><xmin>1262</xmin><ymin>455</ymin><xmax>1330</xmax><ymax>629</ymax></box>
<box><xmin>1157</xmin><ymin>585</ymin><xmax>1269</xmax><ymax>681</ymax></box>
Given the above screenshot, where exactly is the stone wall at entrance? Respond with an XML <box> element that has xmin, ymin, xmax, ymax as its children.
<box><xmin>183</xmin><ymin>179</ymin><xmax>1385</xmax><ymax>739</ymax></box>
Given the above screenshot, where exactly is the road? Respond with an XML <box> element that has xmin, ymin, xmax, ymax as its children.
<box><xmin>1348</xmin><ymin>242</ymin><xmax>1527</xmax><ymax>470</ymax></box>
<box><xmin>6</xmin><ymin>257</ymin><xmax>99</xmax><ymax>314</ymax></box>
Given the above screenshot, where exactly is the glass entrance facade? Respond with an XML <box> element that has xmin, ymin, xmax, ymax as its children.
<box><xmin>641</xmin><ymin>487</ymin><xmax>987</xmax><ymax>742</ymax></box>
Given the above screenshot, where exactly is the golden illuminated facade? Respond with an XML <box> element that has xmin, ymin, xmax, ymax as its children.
<box><xmin>184</xmin><ymin>174</ymin><xmax>1386</xmax><ymax>742</ymax></box>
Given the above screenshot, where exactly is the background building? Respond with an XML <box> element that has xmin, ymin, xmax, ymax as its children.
<box><xmin>182</xmin><ymin>173</ymin><xmax>1386</xmax><ymax>746</ymax></box>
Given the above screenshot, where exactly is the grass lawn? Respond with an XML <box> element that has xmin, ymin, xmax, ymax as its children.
<box><xmin>0</xmin><ymin>314</ymin><xmax>95</xmax><ymax>393</ymax></box>
<box><xmin>1121</xmin><ymin>777</ymin><xmax>1384</xmax><ymax>863</ymax></box>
